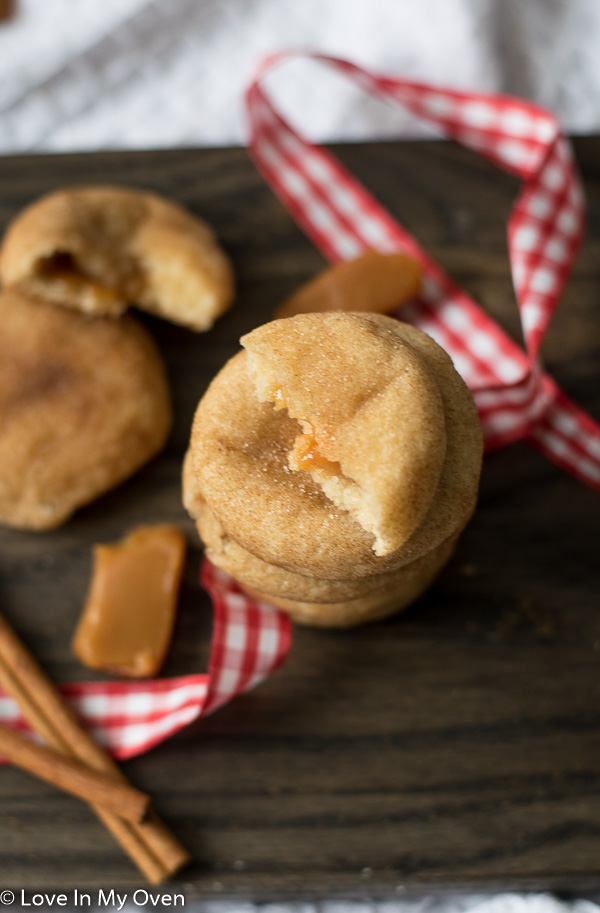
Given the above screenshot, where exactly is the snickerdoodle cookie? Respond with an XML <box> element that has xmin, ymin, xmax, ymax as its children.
<box><xmin>0</xmin><ymin>289</ymin><xmax>172</xmax><ymax>530</ymax></box>
<box><xmin>187</xmin><ymin>314</ymin><xmax>482</xmax><ymax>577</ymax></box>
<box><xmin>184</xmin><ymin>312</ymin><xmax>482</xmax><ymax>626</ymax></box>
<box><xmin>239</xmin><ymin>535</ymin><xmax>455</xmax><ymax>628</ymax></box>
<box><xmin>186</xmin><ymin>482</ymin><xmax>457</xmax><ymax>621</ymax></box>
<box><xmin>0</xmin><ymin>186</ymin><xmax>234</xmax><ymax>330</ymax></box>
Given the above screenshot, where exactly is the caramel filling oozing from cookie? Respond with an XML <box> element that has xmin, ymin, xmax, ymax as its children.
<box><xmin>36</xmin><ymin>252</ymin><xmax>144</xmax><ymax>309</ymax></box>
<box><xmin>269</xmin><ymin>388</ymin><xmax>342</xmax><ymax>476</ymax></box>
<box><xmin>72</xmin><ymin>525</ymin><xmax>186</xmax><ymax>678</ymax></box>
<box><xmin>293</xmin><ymin>434</ymin><xmax>343</xmax><ymax>476</ymax></box>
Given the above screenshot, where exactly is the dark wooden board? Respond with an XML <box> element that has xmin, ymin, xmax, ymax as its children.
<box><xmin>0</xmin><ymin>138</ymin><xmax>599</xmax><ymax>896</ymax></box>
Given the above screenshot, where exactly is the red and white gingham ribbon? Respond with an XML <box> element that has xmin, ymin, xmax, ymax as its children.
<box><xmin>246</xmin><ymin>51</ymin><xmax>600</xmax><ymax>491</ymax></box>
<box><xmin>0</xmin><ymin>561</ymin><xmax>292</xmax><ymax>760</ymax></box>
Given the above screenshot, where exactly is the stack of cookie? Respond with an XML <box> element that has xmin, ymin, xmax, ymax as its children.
<box><xmin>0</xmin><ymin>187</ymin><xmax>234</xmax><ymax>530</ymax></box>
<box><xmin>184</xmin><ymin>312</ymin><xmax>483</xmax><ymax>627</ymax></box>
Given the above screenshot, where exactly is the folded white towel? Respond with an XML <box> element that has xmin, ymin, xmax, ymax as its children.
<box><xmin>0</xmin><ymin>0</ymin><xmax>599</xmax><ymax>154</ymax></box>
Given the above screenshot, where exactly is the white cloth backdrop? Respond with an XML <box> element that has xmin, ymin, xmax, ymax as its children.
<box><xmin>2</xmin><ymin>1</ymin><xmax>599</xmax><ymax>909</ymax></box>
<box><xmin>1</xmin><ymin>0</ymin><xmax>600</xmax><ymax>153</ymax></box>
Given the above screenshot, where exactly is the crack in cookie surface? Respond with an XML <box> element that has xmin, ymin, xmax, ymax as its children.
<box><xmin>242</xmin><ymin>312</ymin><xmax>448</xmax><ymax>557</ymax></box>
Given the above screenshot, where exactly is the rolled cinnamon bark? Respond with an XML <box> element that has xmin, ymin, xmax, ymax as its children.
<box><xmin>0</xmin><ymin>723</ymin><xmax>150</xmax><ymax>822</ymax></box>
<box><xmin>0</xmin><ymin>612</ymin><xmax>190</xmax><ymax>883</ymax></box>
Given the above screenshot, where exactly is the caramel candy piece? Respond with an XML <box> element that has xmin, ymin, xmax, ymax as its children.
<box><xmin>275</xmin><ymin>250</ymin><xmax>421</xmax><ymax>318</ymax></box>
<box><xmin>73</xmin><ymin>525</ymin><xmax>186</xmax><ymax>678</ymax></box>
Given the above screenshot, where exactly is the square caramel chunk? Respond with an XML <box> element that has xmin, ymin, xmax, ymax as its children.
<box><xmin>73</xmin><ymin>525</ymin><xmax>186</xmax><ymax>678</ymax></box>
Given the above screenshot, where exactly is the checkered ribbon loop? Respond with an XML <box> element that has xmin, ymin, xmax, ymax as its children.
<box><xmin>0</xmin><ymin>560</ymin><xmax>292</xmax><ymax>761</ymax></box>
<box><xmin>246</xmin><ymin>51</ymin><xmax>600</xmax><ymax>491</ymax></box>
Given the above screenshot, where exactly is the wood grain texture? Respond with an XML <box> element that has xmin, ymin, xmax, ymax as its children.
<box><xmin>0</xmin><ymin>138</ymin><xmax>598</xmax><ymax>895</ymax></box>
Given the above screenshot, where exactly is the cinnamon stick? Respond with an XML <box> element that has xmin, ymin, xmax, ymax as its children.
<box><xmin>0</xmin><ymin>723</ymin><xmax>150</xmax><ymax>822</ymax></box>
<box><xmin>0</xmin><ymin>613</ymin><xmax>190</xmax><ymax>883</ymax></box>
